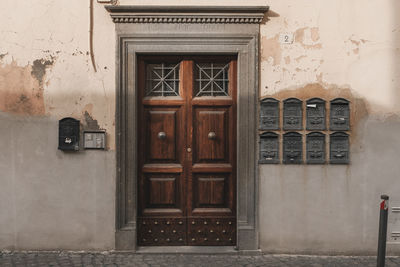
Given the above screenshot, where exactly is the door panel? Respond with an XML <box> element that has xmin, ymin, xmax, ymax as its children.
<box><xmin>197</xmin><ymin>176</ymin><xmax>226</xmax><ymax>206</ymax></box>
<box><xmin>145</xmin><ymin>108</ymin><xmax>181</xmax><ymax>163</ymax></box>
<box><xmin>145</xmin><ymin>173</ymin><xmax>181</xmax><ymax>208</ymax></box>
<box><xmin>191</xmin><ymin>172</ymin><xmax>234</xmax><ymax>215</ymax></box>
<box><xmin>138</xmin><ymin>56</ymin><xmax>236</xmax><ymax>246</ymax></box>
<box><xmin>194</xmin><ymin>108</ymin><xmax>229</xmax><ymax>163</ymax></box>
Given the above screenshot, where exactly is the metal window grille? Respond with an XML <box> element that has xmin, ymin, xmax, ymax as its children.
<box><xmin>146</xmin><ymin>63</ymin><xmax>180</xmax><ymax>97</ymax></box>
<box><xmin>195</xmin><ymin>63</ymin><xmax>229</xmax><ymax>97</ymax></box>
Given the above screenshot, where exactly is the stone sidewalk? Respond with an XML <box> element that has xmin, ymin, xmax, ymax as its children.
<box><xmin>1</xmin><ymin>252</ymin><xmax>400</xmax><ymax>267</ymax></box>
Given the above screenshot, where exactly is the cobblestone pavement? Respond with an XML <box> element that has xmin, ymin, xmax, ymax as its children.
<box><xmin>1</xmin><ymin>252</ymin><xmax>400</xmax><ymax>267</ymax></box>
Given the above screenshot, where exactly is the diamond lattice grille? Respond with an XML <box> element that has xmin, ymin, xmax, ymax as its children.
<box><xmin>195</xmin><ymin>63</ymin><xmax>229</xmax><ymax>97</ymax></box>
<box><xmin>146</xmin><ymin>63</ymin><xmax>180</xmax><ymax>97</ymax></box>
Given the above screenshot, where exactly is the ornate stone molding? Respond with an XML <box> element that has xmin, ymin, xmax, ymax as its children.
<box><xmin>105</xmin><ymin>5</ymin><xmax>269</xmax><ymax>24</ymax></box>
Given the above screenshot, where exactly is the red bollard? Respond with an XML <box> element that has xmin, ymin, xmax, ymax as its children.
<box><xmin>377</xmin><ymin>195</ymin><xmax>389</xmax><ymax>267</ymax></box>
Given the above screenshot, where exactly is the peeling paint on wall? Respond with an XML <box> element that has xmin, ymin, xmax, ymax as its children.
<box><xmin>84</xmin><ymin>110</ymin><xmax>101</xmax><ymax>130</ymax></box>
<box><xmin>261</xmin><ymin>35</ymin><xmax>281</xmax><ymax>66</ymax></box>
<box><xmin>31</xmin><ymin>58</ymin><xmax>54</xmax><ymax>86</ymax></box>
<box><xmin>295</xmin><ymin>27</ymin><xmax>322</xmax><ymax>49</ymax></box>
<box><xmin>0</xmin><ymin>60</ymin><xmax>46</xmax><ymax>115</ymax></box>
<box><xmin>0</xmin><ymin>53</ymin><xmax>8</xmax><ymax>61</ymax></box>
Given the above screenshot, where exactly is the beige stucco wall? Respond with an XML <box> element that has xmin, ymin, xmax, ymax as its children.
<box><xmin>258</xmin><ymin>0</ymin><xmax>400</xmax><ymax>255</ymax></box>
<box><xmin>0</xmin><ymin>0</ymin><xmax>399</xmax><ymax>253</ymax></box>
<box><xmin>0</xmin><ymin>0</ymin><xmax>116</xmax><ymax>250</ymax></box>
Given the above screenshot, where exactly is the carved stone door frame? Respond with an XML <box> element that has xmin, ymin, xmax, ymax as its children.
<box><xmin>106</xmin><ymin>5</ymin><xmax>268</xmax><ymax>252</ymax></box>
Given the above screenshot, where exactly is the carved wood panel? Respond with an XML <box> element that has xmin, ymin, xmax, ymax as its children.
<box><xmin>145</xmin><ymin>109</ymin><xmax>179</xmax><ymax>162</ymax></box>
<box><xmin>194</xmin><ymin>108</ymin><xmax>229</xmax><ymax>163</ymax></box>
<box><xmin>191</xmin><ymin>173</ymin><xmax>234</xmax><ymax>214</ymax></box>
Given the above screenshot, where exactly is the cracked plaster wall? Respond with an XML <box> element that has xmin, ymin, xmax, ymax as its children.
<box><xmin>258</xmin><ymin>0</ymin><xmax>400</xmax><ymax>255</ymax></box>
<box><xmin>0</xmin><ymin>0</ymin><xmax>116</xmax><ymax>250</ymax></box>
<box><xmin>0</xmin><ymin>0</ymin><xmax>400</xmax><ymax>253</ymax></box>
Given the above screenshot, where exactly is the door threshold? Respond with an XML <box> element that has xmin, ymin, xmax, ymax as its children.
<box><xmin>136</xmin><ymin>246</ymin><xmax>242</xmax><ymax>254</ymax></box>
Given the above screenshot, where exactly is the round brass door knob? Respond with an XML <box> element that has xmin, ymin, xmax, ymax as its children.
<box><xmin>208</xmin><ymin>131</ymin><xmax>216</xmax><ymax>140</ymax></box>
<box><xmin>158</xmin><ymin>132</ymin><xmax>166</xmax><ymax>139</ymax></box>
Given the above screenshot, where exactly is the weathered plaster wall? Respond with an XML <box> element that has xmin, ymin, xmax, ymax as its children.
<box><xmin>0</xmin><ymin>0</ymin><xmax>399</xmax><ymax>253</ymax></box>
<box><xmin>258</xmin><ymin>0</ymin><xmax>400</xmax><ymax>255</ymax></box>
<box><xmin>0</xmin><ymin>113</ymin><xmax>115</xmax><ymax>250</ymax></box>
<box><xmin>0</xmin><ymin>0</ymin><xmax>116</xmax><ymax>249</ymax></box>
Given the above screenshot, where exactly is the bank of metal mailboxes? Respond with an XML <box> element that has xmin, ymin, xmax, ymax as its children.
<box><xmin>58</xmin><ymin>118</ymin><xmax>80</xmax><ymax>151</ymax></box>
<box><xmin>259</xmin><ymin>97</ymin><xmax>350</xmax><ymax>164</ymax></box>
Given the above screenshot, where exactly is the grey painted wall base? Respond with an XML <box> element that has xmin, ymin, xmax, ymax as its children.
<box><xmin>110</xmin><ymin>17</ymin><xmax>263</xmax><ymax>250</ymax></box>
<box><xmin>259</xmin><ymin>116</ymin><xmax>400</xmax><ymax>255</ymax></box>
<box><xmin>0</xmin><ymin>112</ymin><xmax>115</xmax><ymax>250</ymax></box>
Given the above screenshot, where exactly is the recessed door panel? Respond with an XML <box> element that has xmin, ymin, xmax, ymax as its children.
<box><xmin>194</xmin><ymin>108</ymin><xmax>229</xmax><ymax>163</ymax></box>
<box><xmin>142</xmin><ymin>173</ymin><xmax>184</xmax><ymax>216</ymax></box>
<box><xmin>191</xmin><ymin>173</ymin><xmax>234</xmax><ymax>215</ymax></box>
<box><xmin>147</xmin><ymin>174</ymin><xmax>179</xmax><ymax>207</ymax></box>
<box><xmin>196</xmin><ymin>175</ymin><xmax>226</xmax><ymax>206</ymax></box>
<box><xmin>145</xmin><ymin>108</ymin><xmax>180</xmax><ymax>162</ymax></box>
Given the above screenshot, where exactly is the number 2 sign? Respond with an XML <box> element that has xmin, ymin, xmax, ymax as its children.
<box><xmin>279</xmin><ymin>33</ymin><xmax>294</xmax><ymax>44</ymax></box>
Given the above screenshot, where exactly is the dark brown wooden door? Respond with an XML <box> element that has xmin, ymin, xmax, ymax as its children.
<box><xmin>137</xmin><ymin>56</ymin><xmax>237</xmax><ymax>246</ymax></box>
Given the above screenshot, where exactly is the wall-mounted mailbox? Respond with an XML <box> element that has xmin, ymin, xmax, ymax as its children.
<box><xmin>58</xmin><ymin>118</ymin><xmax>80</xmax><ymax>151</ymax></box>
<box><xmin>260</xmin><ymin>98</ymin><xmax>279</xmax><ymax>130</ymax></box>
<box><xmin>330</xmin><ymin>132</ymin><xmax>349</xmax><ymax>164</ymax></box>
<box><xmin>259</xmin><ymin>132</ymin><xmax>279</xmax><ymax>164</ymax></box>
<box><xmin>388</xmin><ymin>205</ymin><xmax>400</xmax><ymax>244</ymax></box>
<box><xmin>283</xmin><ymin>98</ymin><xmax>302</xmax><ymax>130</ymax></box>
<box><xmin>306</xmin><ymin>132</ymin><xmax>325</xmax><ymax>164</ymax></box>
<box><xmin>84</xmin><ymin>131</ymin><xmax>106</xmax><ymax>149</ymax></box>
<box><xmin>306</xmin><ymin>98</ymin><xmax>326</xmax><ymax>130</ymax></box>
<box><xmin>330</xmin><ymin>98</ymin><xmax>350</xmax><ymax>131</ymax></box>
<box><xmin>283</xmin><ymin>132</ymin><xmax>302</xmax><ymax>164</ymax></box>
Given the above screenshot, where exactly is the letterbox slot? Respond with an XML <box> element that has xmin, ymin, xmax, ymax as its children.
<box><xmin>260</xmin><ymin>98</ymin><xmax>279</xmax><ymax>130</ymax></box>
<box><xmin>58</xmin><ymin>117</ymin><xmax>80</xmax><ymax>151</ymax></box>
<box><xmin>306</xmin><ymin>132</ymin><xmax>326</xmax><ymax>164</ymax></box>
<box><xmin>330</xmin><ymin>132</ymin><xmax>349</xmax><ymax>164</ymax></box>
<box><xmin>283</xmin><ymin>98</ymin><xmax>302</xmax><ymax>130</ymax></box>
<box><xmin>306</xmin><ymin>98</ymin><xmax>326</xmax><ymax>130</ymax></box>
<box><xmin>330</xmin><ymin>98</ymin><xmax>350</xmax><ymax>131</ymax></box>
<box><xmin>259</xmin><ymin>132</ymin><xmax>279</xmax><ymax>164</ymax></box>
<box><xmin>283</xmin><ymin>132</ymin><xmax>302</xmax><ymax>164</ymax></box>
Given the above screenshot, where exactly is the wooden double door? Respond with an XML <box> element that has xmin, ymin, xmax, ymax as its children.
<box><xmin>137</xmin><ymin>55</ymin><xmax>237</xmax><ymax>246</ymax></box>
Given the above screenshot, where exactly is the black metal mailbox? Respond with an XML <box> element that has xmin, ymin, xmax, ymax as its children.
<box><xmin>283</xmin><ymin>132</ymin><xmax>302</xmax><ymax>164</ymax></box>
<box><xmin>283</xmin><ymin>98</ymin><xmax>302</xmax><ymax>130</ymax></box>
<box><xmin>259</xmin><ymin>132</ymin><xmax>279</xmax><ymax>164</ymax></box>
<box><xmin>330</xmin><ymin>132</ymin><xmax>349</xmax><ymax>164</ymax></box>
<box><xmin>306</xmin><ymin>98</ymin><xmax>326</xmax><ymax>130</ymax></box>
<box><xmin>260</xmin><ymin>98</ymin><xmax>279</xmax><ymax>130</ymax></box>
<box><xmin>306</xmin><ymin>132</ymin><xmax>325</xmax><ymax>164</ymax></box>
<box><xmin>330</xmin><ymin>98</ymin><xmax>350</xmax><ymax>131</ymax></box>
<box><xmin>58</xmin><ymin>118</ymin><xmax>80</xmax><ymax>151</ymax></box>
